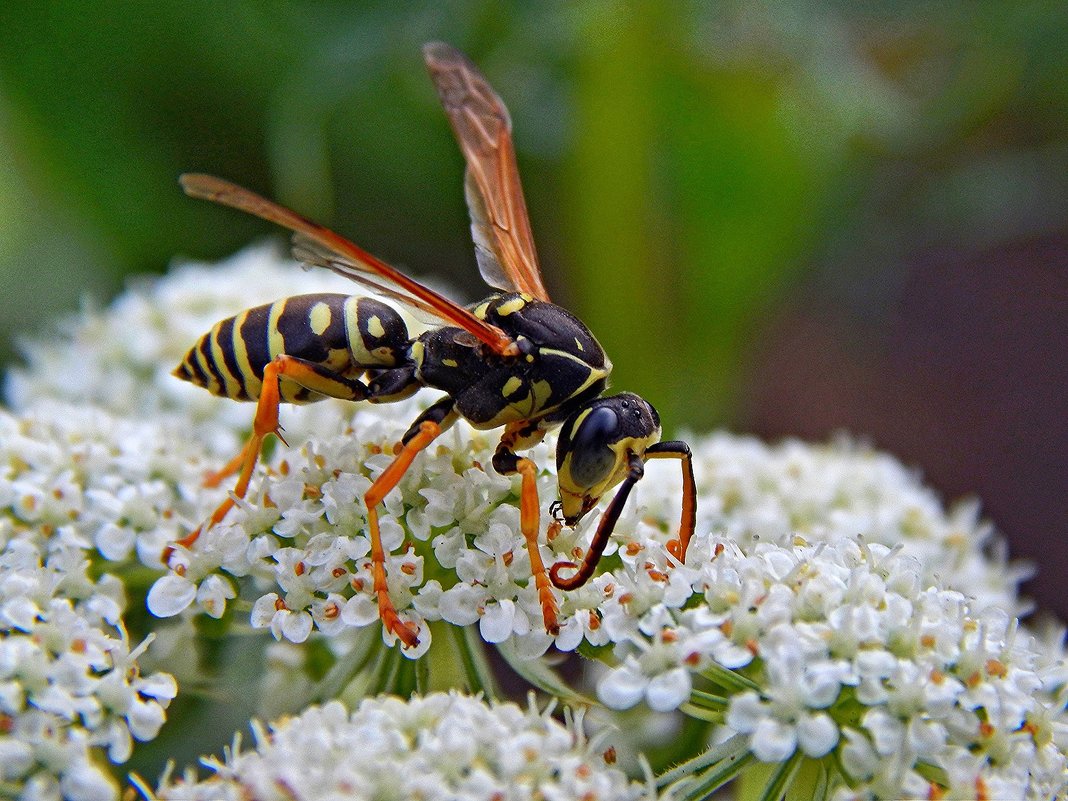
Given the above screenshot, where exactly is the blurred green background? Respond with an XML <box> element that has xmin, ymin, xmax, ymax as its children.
<box><xmin>2</xmin><ymin>1</ymin><xmax>1066</xmax><ymax>614</ymax></box>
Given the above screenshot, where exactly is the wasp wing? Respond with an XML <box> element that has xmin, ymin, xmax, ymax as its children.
<box><xmin>423</xmin><ymin>41</ymin><xmax>551</xmax><ymax>303</ymax></box>
<box><xmin>289</xmin><ymin>235</ymin><xmax>448</xmax><ymax>326</ymax></box>
<box><xmin>179</xmin><ymin>173</ymin><xmax>518</xmax><ymax>356</ymax></box>
<box><xmin>463</xmin><ymin>171</ymin><xmax>515</xmax><ymax>297</ymax></box>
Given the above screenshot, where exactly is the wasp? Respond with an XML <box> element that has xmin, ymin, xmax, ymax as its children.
<box><xmin>173</xmin><ymin>42</ymin><xmax>696</xmax><ymax>648</ymax></box>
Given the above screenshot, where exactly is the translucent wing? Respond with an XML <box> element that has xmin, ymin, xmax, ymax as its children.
<box><xmin>423</xmin><ymin>41</ymin><xmax>551</xmax><ymax>303</ymax></box>
<box><xmin>179</xmin><ymin>173</ymin><xmax>518</xmax><ymax>356</ymax></box>
<box><xmin>288</xmin><ymin>235</ymin><xmax>445</xmax><ymax>326</ymax></box>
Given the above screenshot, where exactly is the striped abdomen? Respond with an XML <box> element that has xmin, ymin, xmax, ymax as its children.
<box><xmin>173</xmin><ymin>294</ymin><xmax>409</xmax><ymax>402</ymax></box>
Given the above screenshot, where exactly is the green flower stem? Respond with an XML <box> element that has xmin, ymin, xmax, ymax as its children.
<box><xmin>682</xmin><ymin>688</ymin><xmax>730</xmax><ymax>719</ymax></box>
<box><xmin>447</xmin><ymin>623</ymin><xmax>500</xmax><ymax>700</ymax></box>
<box><xmin>340</xmin><ymin>640</ymin><xmax>402</xmax><ymax>704</ymax></box>
<box><xmin>412</xmin><ymin>646</ymin><xmax>430</xmax><ymax>695</ymax></box>
<box><xmin>496</xmin><ymin>638</ymin><xmax>593</xmax><ymax>707</ymax></box>
<box><xmin>756</xmin><ymin>752</ymin><xmax>803</xmax><ymax>801</ymax></box>
<box><xmin>733</xmin><ymin>753</ymin><xmax>805</xmax><ymax>801</ymax></box>
<box><xmin>677</xmin><ymin>702</ymin><xmax>723</xmax><ymax>723</ymax></box>
<box><xmin>679</xmin><ymin>751</ymin><xmax>755</xmax><ymax>801</ymax></box>
<box><xmin>656</xmin><ymin>733</ymin><xmax>749</xmax><ymax>789</ymax></box>
<box><xmin>689</xmin><ymin>689</ymin><xmax>729</xmax><ymax>709</ymax></box>
<box><xmin>701</xmin><ymin>660</ymin><xmax>761</xmax><ymax>694</ymax></box>
<box><xmin>788</xmin><ymin>758</ymin><xmax>830</xmax><ymax>801</ymax></box>
<box><xmin>309</xmin><ymin>628</ymin><xmax>382</xmax><ymax>704</ymax></box>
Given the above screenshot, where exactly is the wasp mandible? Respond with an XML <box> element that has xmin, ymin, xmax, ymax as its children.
<box><xmin>173</xmin><ymin>42</ymin><xmax>697</xmax><ymax>648</ymax></box>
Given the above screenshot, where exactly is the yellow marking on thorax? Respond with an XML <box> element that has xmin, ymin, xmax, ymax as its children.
<box><xmin>442</xmin><ymin>358</ymin><xmax>458</xmax><ymax>368</ymax></box>
<box><xmin>473</xmin><ymin>301</ymin><xmax>490</xmax><ymax>320</ymax></box>
<box><xmin>410</xmin><ymin>339</ymin><xmax>426</xmax><ymax>368</ymax></box>
<box><xmin>495</xmin><ymin>295</ymin><xmax>528</xmax><ymax>316</ymax></box>
<box><xmin>531</xmin><ymin>379</ymin><xmax>554</xmax><ymax>408</ymax></box>
<box><xmin>539</xmin><ymin>347</ymin><xmax>611</xmax><ymax>396</ymax></box>
<box><xmin>502</xmin><ymin>376</ymin><xmax>524</xmax><ymax>396</ymax></box>
<box><xmin>309</xmin><ymin>301</ymin><xmax>333</xmax><ymax>336</ymax></box>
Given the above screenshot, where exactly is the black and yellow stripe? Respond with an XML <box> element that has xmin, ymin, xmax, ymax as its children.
<box><xmin>173</xmin><ymin>294</ymin><xmax>409</xmax><ymax>403</ymax></box>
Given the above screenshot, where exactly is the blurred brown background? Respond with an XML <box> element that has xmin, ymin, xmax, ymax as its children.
<box><xmin>1</xmin><ymin>1</ymin><xmax>1065</xmax><ymax>617</ymax></box>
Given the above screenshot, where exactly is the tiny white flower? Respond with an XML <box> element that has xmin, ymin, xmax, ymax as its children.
<box><xmin>195</xmin><ymin>574</ymin><xmax>236</xmax><ymax>619</ymax></box>
<box><xmin>797</xmin><ymin>711</ymin><xmax>839</xmax><ymax>757</ymax></box>
<box><xmin>437</xmin><ymin>582</ymin><xmax>485</xmax><ymax>627</ymax></box>
<box><xmin>275</xmin><ymin>608</ymin><xmax>313</xmax><ymax>644</ymax></box>
<box><xmin>598</xmin><ymin>656</ymin><xmax>650</xmax><ymax>710</ymax></box>
<box><xmin>752</xmin><ymin>716</ymin><xmax>797</xmax><ymax>762</ymax></box>
<box><xmin>58</xmin><ymin>756</ymin><xmax>117</xmax><ymax>801</ymax></box>
<box><xmin>480</xmin><ymin>598</ymin><xmax>518</xmax><ymax>644</ymax></box>
<box><xmin>339</xmin><ymin>592</ymin><xmax>380</xmax><ymax>628</ymax></box>
<box><xmin>645</xmin><ymin>667</ymin><xmax>692</xmax><ymax>713</ymax></box>
<box><xmin>92</xmin><ymin>523</ymin><xmax>136</xmax><ymax>562</ymax></box>
<box><xmin>146</xmin><ymin>574</ymin><xmax>197</xmax><ymax>618</ymax></box>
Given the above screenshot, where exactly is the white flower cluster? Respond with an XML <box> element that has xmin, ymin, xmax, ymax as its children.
<box><xmin>589</xmin><ymin>435</ymin><xmax>1068</xmax><ymax>798</ymax></box>
<box><xmin>695</xmin><ymin>541</ymin><xmax>1067</xmax><ymax>798</ymax></box>
<box><xmin>6</xmin><ymin>245</ymin><xmax>1065</xmax><ymax>799</ymax></box>
<box><xmin>0</xmin><ymin>247</ymin><xmax>362</xmax><ymax>800</ymax></box>
<box><xmin>0</xmin><ymin>406</ymin><xmax>181</xmax><ymax>801</ymax></box>
<box><xmin>152</xmin><ymin>692</ymin><xmax>651</xmax><ymax>801</ymax></box>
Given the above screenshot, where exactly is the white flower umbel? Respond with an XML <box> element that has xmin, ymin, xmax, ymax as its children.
<box><xmin>149</xmin><ymin>692</ymin><xmax>653</xmax><ymax>801</ymax></box>
<box><xmin>6</xmin><ymin>245</ymin><xmax>1066</xmax><ymax>800</ymax></box>
<box><xmin>0</xmin><ymin>506</ymin><xmax>176</xmax><ymax>801</ymax></box>
<box><xmin>595</xmin><ymin>462</ymin><xmax>1068</xmax><ymax>799</ymax></box>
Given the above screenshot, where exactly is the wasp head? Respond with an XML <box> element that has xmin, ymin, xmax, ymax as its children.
<box><xmin>555</xmin><ymin>393</ymin><xmax>661</xmax><ymax>526</ymax></box>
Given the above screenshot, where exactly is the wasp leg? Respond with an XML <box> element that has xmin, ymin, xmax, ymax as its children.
<box><xmin>173</xmin><ymin>355</ymin><xmax>370</xmax><ymax>553</ymax></box>
<box><xmin>202</xmin><ymin>446</ymin><xmax>252</xmax><ymax>489</ymax></box>
<box><xmin>517</xmin><ymin>458</ymin><xmax>560</xmax><ymax>635</ymax></box>
<box><xmin>492</xmin><ymin>425</ymin><xmax>559</xmax><ymax>636</ymax></box>
<box><xmin>366</xmin><ymin>398</ymin><xmax>458</xmax><ymax>647</ymax></box>
<box><xmin>644</xmin><ymin>440</ymin><xmax>696</xmax><ymax>563</ymax></box>
<box><xmin>550</xmin><ymin>452</ymin><xmax>644</xmax><ymax>590</ymax></box>
<box><xmin>399</xmin><ymin>396</ymin><xmax>458</xmax><ymax>444</ymax></box>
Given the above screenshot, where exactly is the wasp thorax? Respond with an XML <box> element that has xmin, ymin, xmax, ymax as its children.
<box><xmin>555</xmin><ymin>393</ymin><xmax>662</xmax><ymax>525</ymax></box>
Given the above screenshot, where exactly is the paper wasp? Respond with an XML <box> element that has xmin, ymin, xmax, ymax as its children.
<box><xmin>173</xmin><ymin>42</ymin><xmax>696</xmax><ymax>648</ymax></box>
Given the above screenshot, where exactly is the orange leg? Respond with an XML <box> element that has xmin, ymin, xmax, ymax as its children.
<box><xmin>202</xmin><ymin>445</ymin><xmax>255</xmax><ymax>489</ymax></box>
<box><xmin>516</xmin><ymin>458</ymin><xmax>559</xmax><ymax>635</ymax></box>
<box><xmin>363</xmin><ymin>420</ymin><xmax>444</xmax><ymax>648</ymax></box>
<box><xmin>492</xmin><ymin>423</ymin><xmax>558</xmax><ymax>636</ymax></box>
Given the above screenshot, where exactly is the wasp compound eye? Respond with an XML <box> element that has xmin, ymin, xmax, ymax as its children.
<box><xmin>561</xmin><ymin>406</ymin><xmax>620</xmax><ymax>490</ymax></box>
